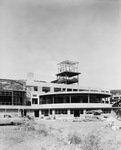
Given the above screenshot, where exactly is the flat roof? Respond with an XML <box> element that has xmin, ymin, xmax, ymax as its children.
<box><xmin>39</xmin><ymin>91</ymin><xmax>111</xmax><ymax>97</ymax></box>
<box><xmin>57</xmin><ymin>60</ymin><xmax>79</xmax><ymax>65</ymax></box>
<box><xmin>56</xmin><ymin>71</ymin><xmax>80</xmax><ymax>77</ymax></box>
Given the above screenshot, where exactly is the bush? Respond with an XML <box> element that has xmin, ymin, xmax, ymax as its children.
<box><xmin>68</xmin><ymin>132</ymin><xmax>82</xmax><ymax>145</ymax></box>
<box><xmin>20</xmin><ymin>120</ymin><xmax>48</xmax><ymax>136</ymax></box>
<box><xmin>81</xmin><ymin>132</ymin><xmax>102</xmax><ymax>150</ymax></box>
<box><xmin>37</xmin><ymin>126</ymin><xmax>48</xmax><ymax>136</ymax></box>
<box><xmin>114</xmin><ymin>109</ymin><xmax>121</xmax><ymax>119</ymax></box>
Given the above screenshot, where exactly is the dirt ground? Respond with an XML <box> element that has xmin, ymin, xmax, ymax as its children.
<box><xmin>0</xmin><ymin>116</ymin><xmax>121</xmax><ymax>150</ymax></box>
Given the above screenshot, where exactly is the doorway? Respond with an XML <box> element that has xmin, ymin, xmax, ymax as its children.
<box><xmin>24</xmin><ymin>110</ymin><xmax>27</xmax><ymax>116</ymax></box>
<box><xmin>34</xmin><ymin>110</ymin><xmax>39</xmax><ymax>117</ymax></box>
<box><xmin>74</xmin><ymin>109</ymin><xmax>80</xmax><ymax>117</ymax></box>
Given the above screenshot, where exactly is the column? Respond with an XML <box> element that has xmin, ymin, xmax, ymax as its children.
<box><xmin>38</xmin><ymin>97</ymin><xmax>39</xmax><ymax>105</ymax></box>
<box><xmin>52</xmin><ymin>97</ymin><xmax>54</xmax><ymax>104</ymax></box>
<box><xmin>52</xmin><ymin>110</ymin><xmax>55</xmax><ymax>119</ymax></box>
<box><xmin>39</xmin><ymin>110</ymin><xmax>42</xmax><ymax>117</ymax></box>
<box><xmin>52</xmin><ymin>110</ymin><xmax>55</xmax><ymax>116</ymax></box>
<box><xmin>69</xmin><ymin>96</ymin><xmax>71</xmax><ymax>103</ymax></box>
<box><xmin>67</xmin><ymin>109</ymin><xmax>70</xmax><ymax>115</ymax></box>
<box><xmin>83</xmin><ymin>109</ymin><xmax>86</xmax><ymax>115</ymax></box>
<box><xmin>38</xmin><ymin>86</ymin><xmax>42</xmax><ymax>93</ymax></box>
<box><xmin>108</xmin><ymin>97</ymin><xmax>111</xmax><ymax>104</ymax></box>
<box><xmin>12</xmin><ymin>91</ymin><xmax>13</xmax><ymax>105</ymax></box>
<box><xmin>50</xmin><ymin>87</ymin><xmax>54</xmax><ymax>93</ymax></box>
<box><xmin>88</xmin><ymin>94</ymin><xmax>90</xmax><ymax>103</ymax></box>
<box><xmin>104</xmin><ymin>98</ymin><xmax>106</xmax><ymax>103</ymax></box>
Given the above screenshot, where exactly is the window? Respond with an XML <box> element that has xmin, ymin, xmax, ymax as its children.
<box><xmin>67</xmin><ymin>89</ymin><xmax>72</xmax><ymax>91</ymax></box>
<box><xmin>32</xmin><ymin>98</ymin><xmax>38</xmax><ymax>104</ymax></box>
<box><xmin>50</xmin><ymin>110</ymin><xmax>52</xmax><ymax>114</ymax></box>
<box><xmin>42</xmin><ymin>87</ymin><xmax>50</xmax><ymax>93</ymax></box>
<box><xmin>70</xmin><ymin>110</ymin><xmax>74</xmax><ymax>114</ymax></box>
<box><xmin>34</xmin><ymin>86</ymin><xmax>38</xmax><ymax>91</ymax></box>
<box><xmin>33</xmin><ymin>95</ymin><xmax>37</xmax><ymax>97</ymax></box>
<box><xmin>73</xmin><ymin>89</ymin><xmax>78</xmax><ymax>91</ymax></box>
<box><xmin>62</xmin><ymin>88</ymin><xmax>66</xmax><ymax>91</ymax></box>
<box><xmin>55</xmin><ymin>109</ymin><xmax>67</xmax><ymax>114</ymax></box>
<box><xmin>54</xmin><ymin>88</ymin><xmax>61</xmax><ymax>92</ymax></box>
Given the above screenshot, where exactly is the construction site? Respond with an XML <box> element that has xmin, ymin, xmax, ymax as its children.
<box><xmin>0</xmin><ymin>61</ymin><xmax>121</xmax><ymax>150</ymax></box>
<box><xmin>0</xmin><ymin>60</ymin><xmax>114</xmax><ymax>119</ymax></box>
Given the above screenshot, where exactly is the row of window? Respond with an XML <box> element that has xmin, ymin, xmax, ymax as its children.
<box><xmin>40</xmin><ymin>109</ymin><xmax>111</xmax><ymax>116</ymax></box>
<box><xmin>0</xmin><ymin>91</ymin><xmax>25</xmax><ymax>96</ymax></box>
<box><xmin>29</xmin><ymin>86</ymin><xmax>80</xmax><ymax>93</ymax></box>
<box><xmin>32</xmin><ymin>95</ymin><xmax>103</xmax><ymax>105</ymax></box>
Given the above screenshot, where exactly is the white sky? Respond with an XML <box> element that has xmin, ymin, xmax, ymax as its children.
<box><xmin>0</xmin><ymin>0</ymin><xmax>121</xmax><ymax>89</ymax></box>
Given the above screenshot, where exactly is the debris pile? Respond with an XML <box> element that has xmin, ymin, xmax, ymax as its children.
<box><xmin>73</xmin><ymin>115</ymin><xmax>103</xmax><ymax>122</ymax></box>
<box><xmin>105</xmin><ymin>121</ymin><xmax>121</xmax><ymax>130</ymax></box>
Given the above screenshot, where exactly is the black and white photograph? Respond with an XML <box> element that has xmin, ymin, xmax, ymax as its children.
<box><xmin>0</xmin><ymin>0</ymin><xmax>121</xmax><ymax>149</ymax></box>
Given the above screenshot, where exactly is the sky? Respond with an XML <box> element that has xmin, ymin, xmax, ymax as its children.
<box><xmin>0</xmin><ymin>0</ymin><xmax>121</xmax><ymax>89</ymax></box>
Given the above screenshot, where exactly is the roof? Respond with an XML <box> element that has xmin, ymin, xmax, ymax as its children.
<box><xmin>57</xmin><ymin>60</ymin><xmax>79</xmax><ymax>66</ymax></box>
<box><xmin>39</xmin><ymin>91</ymin><xmax>111</xmax><ymax>97</ymax></box>
<box><xmin>56</xmin><ymin>71</ymin><xmax>80</xmax><ymax>77</ymax></box>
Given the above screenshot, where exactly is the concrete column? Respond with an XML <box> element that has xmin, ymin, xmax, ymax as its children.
<box><xmin>88</xmin><ymin>94</ymin><xmax>90</xmax><ymax>103</ymax></box>
<box><xmin>67</xmin><ymin>109</ymin><xmax>70</xmax><ymax>115</ymax></box>
<box><xmin>38</xmin><ymin>86</ymin><xmax>42</xmax><ymax>93</ymax></box>
<box><xmin>50</xmin><ymin>87</ymin><xmax>54</xmax><ymax>93</ymax></box>
<box><xmin>39</xmin><ymin>110</ymin><xmax>42</xmax><ymax>117</ymax></box>
<box><xmin>52</xmin><ymin>110</ymin><xmax>55</xmax><ymax>116</ymax></box>
<box><xmin>52</xmin><ymin>97</ymin><xmax>54</xmax><ymax>104</ymax></box>
<box><xmin>104</xmin><ymin>98</ymin><xmax>106</xmax><ymax>103</ymax></box>
<box><xmin>12</xmin><ymin>91</ymin><xmax>13</xmax><ymax>105</ymax></box>
<box><xmin>38</xmin><ymin>98</ymin><xmax>39</xmax><ymax>105</ymax></box>
<box><xmin>108</xmin><ymin>97</ymin><xmax>111</xmax><ymax>104</ymax></box>
<box><xmin>83</xmin><ymin>109</ymin><xmax>86</xmax><ymax>115</ymax></box>
<box><xmin>69</xmin><ymin>96</ymin><xmax>71</xmax><ymax>103</ymax></box>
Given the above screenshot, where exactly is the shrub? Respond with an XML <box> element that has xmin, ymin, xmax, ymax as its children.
<box><xmin>114</xmin><ymin>109</ymin><xmax>121</xmax><ymax>119</ymax></box>
<box><xmin>81</xmin><ymin>132</ymin><xmax>102</xmax><ymax>150</ymax></box>
<box><xmin>68</xmin><ymin>132</ymin><xmax>82</xmax><ymax>145</ymax></box>
<box><xmin>37</xmin><ymin>127</ymin><xmax>48</xmax><ymax>136</ymax></box>
<box><xmin>20</xmin><ymin>120</ymin><xmax>49</xmax><ymax>136</ymax></box>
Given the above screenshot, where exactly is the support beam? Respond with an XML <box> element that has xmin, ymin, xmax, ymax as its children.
<box><xmin>83</xmin><ymin>109</ymin><xmax>86</xmax><ymax>115</ymax></box>
<box><xmin>39</xmin><ymin>110</ymin><xmax>42</xmax><ymax>117</ymax></box>
<box><xmin>52</xmin><ymin>110</ymin><xmax>55</xmax><ymax>116</ymax></box>
<box><xmin>52</xmin><ymin>97</ymin><xmax>54</xmax><ymax>104</ymax></box>
<box><xmin>69</xmin><ymin>96</ymin><xmax>71</xmax><ymax>103</ymax></box>
<box><xmin>88</xmin><ymin>94</ymin><xmax>90</xmax><ymax>103</ymax></box>
<box><xmin>12</xmin><ymin>91</ymin><xmax>13</xmax><ymax>105</ymax></box>
<box><xmin>67</xmin><ymin>109</ymin><xmax>70</xmax><ymax>115</ymax></box>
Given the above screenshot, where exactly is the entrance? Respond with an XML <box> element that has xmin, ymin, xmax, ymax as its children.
<box><xmin>74</xmin><ymin>109</ymin><xmax>80</xmax><ymax>117</ymax></box>
<box><xmin>34</xmin><ymin>110</ymin><xmax>39</xmax><ymax>117</ymax></box>
<box><xmin>21</xmin><ymin>109</ymin><xmax>27</xmax><ymax>117</ymax></box>
<box><xmin>24</xmin><ymin>110</ymin><xmax>27</xmax><ymax>116</ymax></box>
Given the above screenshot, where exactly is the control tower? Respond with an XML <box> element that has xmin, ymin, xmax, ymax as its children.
<box><xmin>51</xmin><ymin>60</ymin><xmax>80</xmax><ymax>84</ymax></box>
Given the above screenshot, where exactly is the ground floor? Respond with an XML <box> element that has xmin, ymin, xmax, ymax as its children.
<box><xmin>0</xmin><ymin>107</ymin><xmax>113</xmax><ymax>118</ymax></box>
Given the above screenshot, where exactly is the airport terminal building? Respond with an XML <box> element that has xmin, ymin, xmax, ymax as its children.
<box><xmin>0</xmin><ymin>60</ymin><xmax>112</xmax><ymax>118</ymax></box>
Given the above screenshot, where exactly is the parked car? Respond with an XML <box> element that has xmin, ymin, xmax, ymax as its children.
<box><xmin>0</xmin><ymin>114</ymin><xmax>23</xmax><ymax>125</ymax></box>
<box><xmin>86</xmin><ymin>110</ymin><xmax>103</xmax><ymax>115</ymax></box>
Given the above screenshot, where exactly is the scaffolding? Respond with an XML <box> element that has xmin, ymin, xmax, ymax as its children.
<box><xmin>51</xmin><ymin>60</ymin><xmax>81</xmax><ymax>84</ymax></box>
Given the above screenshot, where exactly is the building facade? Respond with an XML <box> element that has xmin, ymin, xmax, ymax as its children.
<box><xmin>0</xmin><ymin>60</ymin><xmax>112</xmax><ymax>118</ymax></box>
